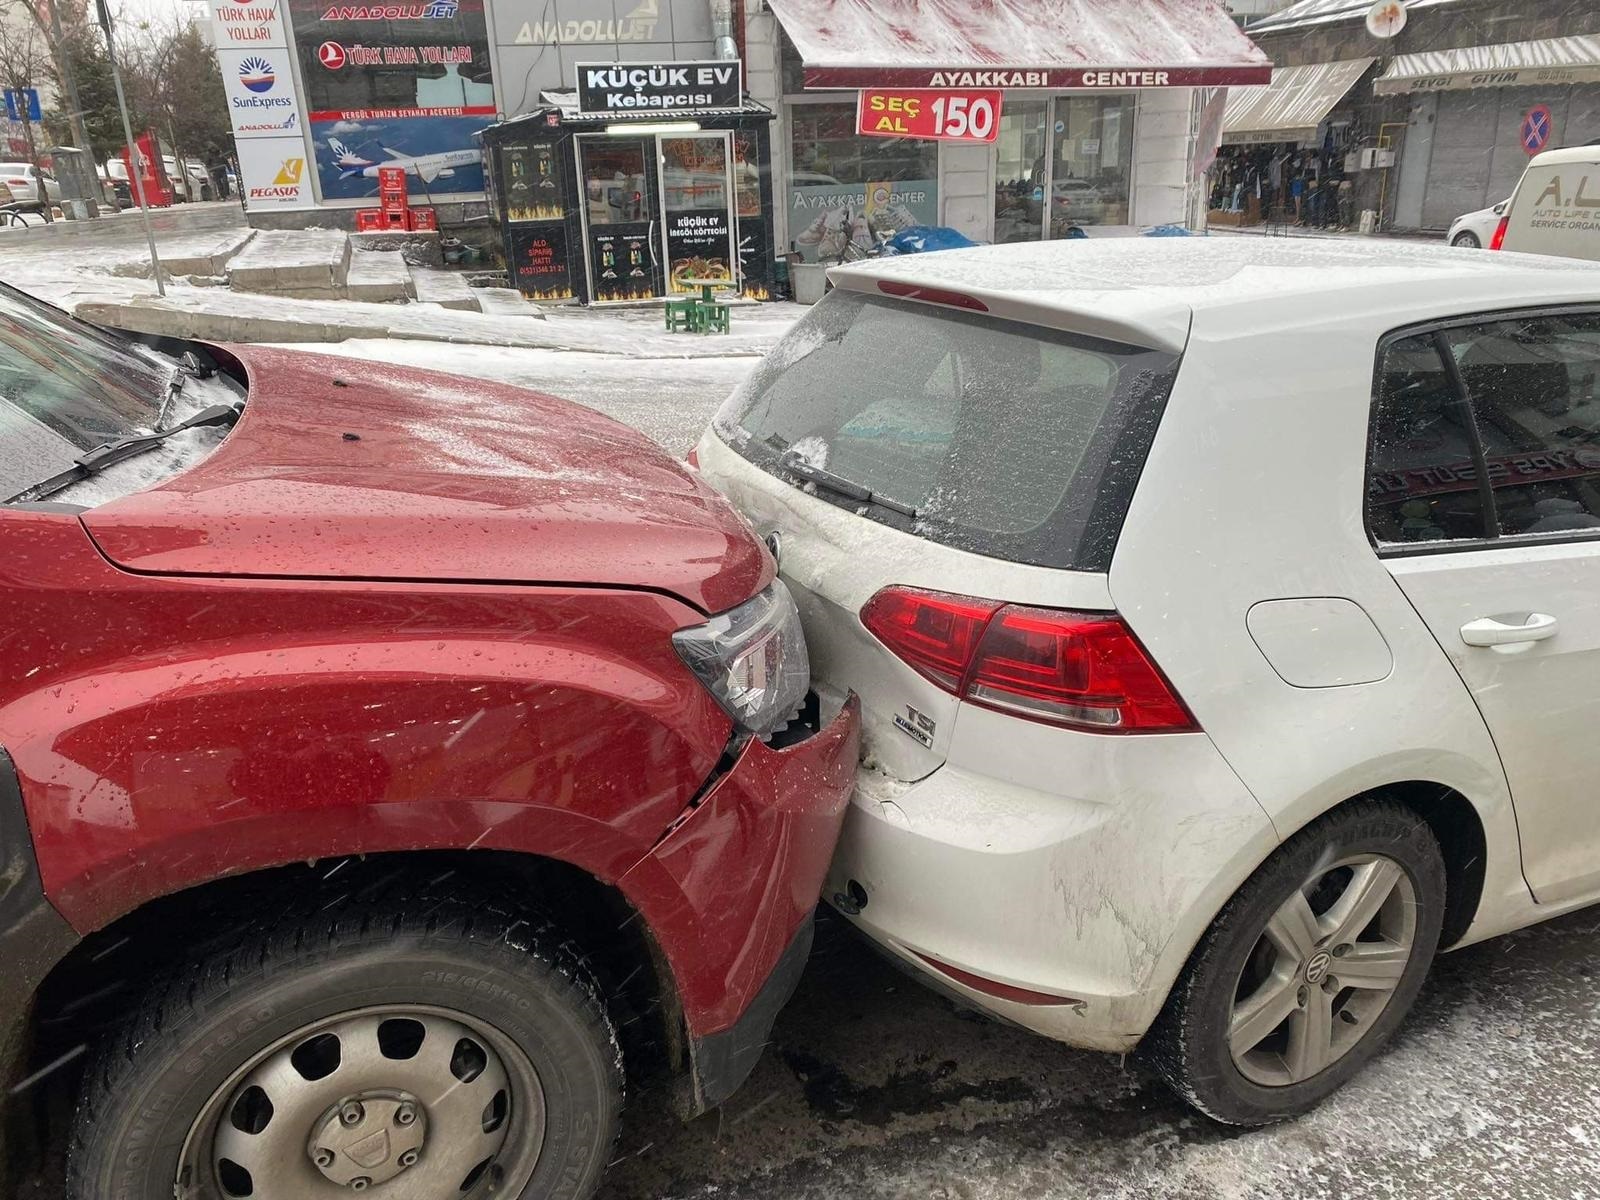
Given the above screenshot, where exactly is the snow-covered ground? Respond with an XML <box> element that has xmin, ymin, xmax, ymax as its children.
<box><xmin>7</xmin><ymin>205</ymin><xmax>1600</xmax><ymax>1200</ymax></box>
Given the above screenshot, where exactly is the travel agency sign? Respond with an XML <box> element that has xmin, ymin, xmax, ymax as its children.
<box><xmin>207</xmin><ymin>0</ymin><xmax>312</xmax><ymax>208</ymax></box>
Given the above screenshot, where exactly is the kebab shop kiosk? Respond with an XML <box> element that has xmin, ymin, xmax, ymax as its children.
<box><xmin>479</xmin><ymin>60</ymin><xmax>776</xmax><ymax>305</ymax></box>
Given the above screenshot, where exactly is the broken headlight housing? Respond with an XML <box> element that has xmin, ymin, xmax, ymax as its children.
<box><xmin>673</xmin><ymin>581</ymin><xmax>810</xmax><ymax>738</ymax></box>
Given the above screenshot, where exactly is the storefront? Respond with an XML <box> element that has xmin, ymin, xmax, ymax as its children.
<box><xmin>1376</xmin><ymin>35</ymin><xmax>1600</xmax><ymax>229</ymax></box>
<box><xmin>757</xmin><ymin>0</ymin><xmax>1271</xmax><ymax>256</ymax></box>
<box><xmin>1210</xmin><ymin>57</ymin><xmax>1374</xmax><ymax>225</ymax></box>
<box><xmin>206</xmin><ymin>0</ymin><xmax>1275</xmax><ymax>298</ymax></box>
<box><xmin>479</xmin><ymin>75</ymin><xmax>775</xmax><ymax>304</ymax></box>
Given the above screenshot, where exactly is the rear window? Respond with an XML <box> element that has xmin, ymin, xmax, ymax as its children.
<box><xmin>713</xmin><ymin>289</ymin><xmax>1181</xmax><ymax>569</ymax></box>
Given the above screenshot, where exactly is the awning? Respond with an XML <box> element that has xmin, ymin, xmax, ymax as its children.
<box><xmin>1374</xmin><ymin>35</ymin><xmax>1600</xmax><ymax>95</ymax></box>
<box><xmin>764</xmin><ymin>0</ymin><xmax>1273</xmax><ymax>91</ymax></box>
<box><xmin>1248</xmin><ymin>0</ymin><xmax>1462</xmax><ymax>34</ymax></box>
<box><xmin>1221</xmin><ymin>57</ymin><xmax>1373</xmax><ymax>145</ymax></box>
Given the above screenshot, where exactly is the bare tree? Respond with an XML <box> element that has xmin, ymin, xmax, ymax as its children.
<box><xmin>7</xmin><ymin>0</ymin><xmax>94</xmax><ymax>159</ymax></box>
<box><xmin>0</xmin><ymin>14</ymin><xmax>54</xmax><ymax>210</ymax></box>
<box><xmin>120</xmin><ymin>10</ymin><xmax>231</xmax><ymax>198</ymax></box>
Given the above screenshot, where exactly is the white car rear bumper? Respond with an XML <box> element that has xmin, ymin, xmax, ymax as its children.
<box><xmin>826</xmin><ymin>711</ymin><xmax>1278</xmax><ymax>1051</ymax></box>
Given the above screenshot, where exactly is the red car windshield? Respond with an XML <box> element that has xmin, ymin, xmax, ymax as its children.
<box><xmin>0</xmin><ymin>283</ymin><xmax>167</xmax><ymax>498</ymax></box>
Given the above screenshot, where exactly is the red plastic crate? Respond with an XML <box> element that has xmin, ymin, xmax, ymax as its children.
<box><xmin>406</xmin><ymin>207</ymin><xmax>437</xmax><ymax>232</ymax></box>
<box><xmin>354</xmin><ymin>209</ymin><xmax>384</xmax><ymax>232</ymax></box>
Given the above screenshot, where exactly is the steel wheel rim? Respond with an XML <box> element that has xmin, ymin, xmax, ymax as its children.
<box><xmin>1228</xmin><ymin>854</ymin><xmax>1418</xmax><ymax>1088</ymax></box>
<box><xmin>176</xmin><ymin>1004</ymin><xmax>546</xmax><ymax>1199</ymax></box>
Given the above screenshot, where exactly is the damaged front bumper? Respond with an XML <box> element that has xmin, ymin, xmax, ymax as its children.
<box><xmin>621</xmin><ymin>689</ymin><xmax>860</xmax><ymax>1112</ymax></box>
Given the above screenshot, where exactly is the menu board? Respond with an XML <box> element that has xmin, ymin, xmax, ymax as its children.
<box><xmin>502</xmin><ymin>142</ymin><xmax>563</xmax><ymax>221</ymax></box>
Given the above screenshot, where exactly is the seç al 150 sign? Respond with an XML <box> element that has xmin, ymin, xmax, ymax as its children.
<box><xmin>576</xmin><ymin>60</ymin><xmax>742</xmax><ymax>115</ymax></box>
<box><xmin>857</xmin><ymin>89</ymin><xmax>1002</xmax><ymax>143</ymax></box>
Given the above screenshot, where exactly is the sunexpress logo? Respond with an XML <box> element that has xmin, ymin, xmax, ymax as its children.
<box><xmin>238</xmin><ymin>55</ymin><xmax>276</xmax><ymax>92</ymax></box>
<box><xmin>233</xmin><ymin>53</ymin><xmax>295</xmax><ymax>110</ymax></box>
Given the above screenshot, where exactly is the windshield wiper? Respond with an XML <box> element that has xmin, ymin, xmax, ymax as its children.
<box><xmin>7</xmin><ymin>402</ymin><xmax>242</xmax><ymax>504</ymax></box>
<box><xmin>152</xmin><ymin>351</ymin><xmax>214</xmax><ymax>430</ymax></box>
<box><xmin>778</xmin><ymin>451</ymin><xmax>920</xmax><ymax>518</ymax></box>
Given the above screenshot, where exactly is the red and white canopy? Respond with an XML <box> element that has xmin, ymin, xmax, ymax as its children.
<box><xmin>765</xmin><ymin>0</ymin><xmax>1273</xmax><ymax>90</ymax></box>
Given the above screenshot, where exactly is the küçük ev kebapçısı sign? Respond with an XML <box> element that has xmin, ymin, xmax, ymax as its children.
<box><xmin>576</xmin><ymin>60</ymin><xmax>742</xmax><ymax>115</ymax></box>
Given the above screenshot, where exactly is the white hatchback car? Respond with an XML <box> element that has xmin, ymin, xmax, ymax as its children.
<box><xmin>696</xmin><ymin>238</ymin><xmax>1600</xmax><ymax>1125</ymax></box>
<box><xmin>1447</xmin><ymin>198</ymin><xmax>1508</xmax><ymax>248</ymax></box>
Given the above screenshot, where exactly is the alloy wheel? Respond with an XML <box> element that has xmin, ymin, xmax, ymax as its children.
<box><xmin>177</xmin><ymin>1005</ymin><xmax>545</xmax><ymax>1198</ymax></box>
<box><xmin>1228</xmin><ymin>855</ymin><xmax>1418</xmax><ymax>1087</ymax></box>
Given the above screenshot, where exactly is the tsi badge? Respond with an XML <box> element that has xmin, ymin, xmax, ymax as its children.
<box><xmin>893</xmin><ymin>704</ymin><xmax>936</xmax><ymax>748</ymax></box>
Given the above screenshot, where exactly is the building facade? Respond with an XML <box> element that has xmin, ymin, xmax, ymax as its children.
<box><xmin>205</xmin><ymin>0</ymin><xmax>1271</xmax><ymax>300</ymax></box>
<box><xmin>1232</xmin><ymin>0</ymin><xmax>1600</xmax><ymax>231</ymax></box>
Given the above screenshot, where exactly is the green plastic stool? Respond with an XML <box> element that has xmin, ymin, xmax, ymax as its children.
<box><xmin>702</xmin><ymin>300</ymin><xmax>731</xmax><ymax>334</ymax></box>
<box><xmin>665</xmin><ymin>297</ymin><xmax>699</xmax><ymax>332</ymax></box>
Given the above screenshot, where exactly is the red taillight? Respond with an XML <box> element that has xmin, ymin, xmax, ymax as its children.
<box><xmin>685</xmin><ymin>445</ymin><xmax>700</xmax><ymax>469</ymax></box>
<box><xmin>861</xmin><ymin>586</ymin><xmax>1196</xmax><ymax>734</ymax></box>
<box><xmin>861</xmin><ymin>587</ymin><xmax>1001</xmax><ymax>691</ymax></box>
<box><xmin>1489</xmin><ymin>214</ymin><xmax>1509</xmax><ymax>250</ymax></box>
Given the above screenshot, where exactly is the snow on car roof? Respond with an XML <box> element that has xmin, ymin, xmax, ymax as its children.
<box><xmin>826</xmin><ymin>237</ymin><xmax>1600</xmax><ymax>352</ymax></box>
<box><xmin>1527</xmin><ymin>146</ymin><xmax>1600</xmax><ymax>167</ymax></box>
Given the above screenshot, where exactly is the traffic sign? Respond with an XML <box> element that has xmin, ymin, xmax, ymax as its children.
<box><xmin>318</xmin><ymin>41</ymin><xmax>346</xmax><ymax>70</ymax></box>
<box><xmin>1521</xmin><ymin>104</ymin><xmax>1553</xmax><ymax>155</ymax></box>
<box><xmin>3</xmin><ymin>89</ymin><xmax>41</xmax><ymax>123</ymax></box>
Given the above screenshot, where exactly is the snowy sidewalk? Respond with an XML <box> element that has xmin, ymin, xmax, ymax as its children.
<box><xmin>66</xmin><ymin>287</ymin><xmax>803</xmax><ymax>357</ymax></box>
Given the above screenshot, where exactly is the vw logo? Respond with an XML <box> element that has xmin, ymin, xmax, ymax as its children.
<box><xmin>1304</xmin><ymin>950</ymin><xmax>1333</xmax><ymax>985</ymax></box>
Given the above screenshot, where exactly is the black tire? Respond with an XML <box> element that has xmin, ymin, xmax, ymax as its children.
<box><xmin>1452</xmin><ymin>231</ymin><xmax>1481</xmax><ymax>249</ymax></box>
<box><xmin>68</xmin><ymin>889</ymin><xmax>622</xmax><ymax>1200</ymax></box>
<box><xmin>1144</xmin><ymin>800</ymin><xmax>1446</xmax><ymax>1126</ymax></box>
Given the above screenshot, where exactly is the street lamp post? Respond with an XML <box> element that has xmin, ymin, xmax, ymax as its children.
<box><xmin>95</xmin><ymin>0</ymin><xmax>165</xmax><ymax>295</ymax></box>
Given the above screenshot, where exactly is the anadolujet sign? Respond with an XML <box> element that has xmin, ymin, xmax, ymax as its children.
<box><xmin>576</xmin><ymin>60</ymin><xmax>742</xmax><ymax>114</ymax></box>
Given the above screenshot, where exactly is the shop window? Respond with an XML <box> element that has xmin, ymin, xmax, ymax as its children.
<box><xmin>734</xmin><ymin>130</ymin><xmax>762</xmax><ymax>219</ymax></box>
<box><xmin>501</xmin><ymin>143</ymin><xmax>563</xmax><ymax>222</ymax></box>
<box><xmin>1368</xmin><ymin>313</ymin><xmax>1600</xmax><ymax>547</ymax></box>
<box><xmin>993</xmin><ymin>95</ymin><xmax>1134</xmax><ymax>244</ymax></box>
<box><xmin>787</xmin><ymin>101</ymin><xmax>939</xmax><ymax>262</ymax></box>
<box><xmin>582</xmin><ymin>142</ymin><xmax>649</xmax><ymax>226</ymax></box>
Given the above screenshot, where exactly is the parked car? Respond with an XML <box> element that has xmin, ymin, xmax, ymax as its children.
<box><xmin>97</xmin><ymin>167</ymin><xmax>132</xmax><ymax>208</ymax></box>
<box><xmin>1492</xmin><ymin>145</ymin><xmax>1600</xmax><ymax>260</ymax></box>
<box><xmin>0</xmin><ymin>162</ymin><xmax>59</xmax><ymax>207</ymax></box>
<box><xmin>0</xmin><ymin>280</ymin><xmax>859</xmax><ymax>1200</ymax></box>
<box><xmin>1446</xmin><ymin>198</ymin><xmax>1508</xmax><ymax>248</ymax></box>
<box><xmin>695</xmin><ymin>236</ymin><xmax>1600</xmax><ymax>1126</ymax></box>
<box><xmin>0</xmin><ymin>181</ymin><xmax>44</xmax><ymax>226</ymax></box>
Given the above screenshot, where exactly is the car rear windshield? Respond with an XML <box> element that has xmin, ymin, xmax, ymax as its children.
<box><xmin>714</xmin><ymin>289</ymin><xmax>1181</xmax><ymax>570</ymax></box>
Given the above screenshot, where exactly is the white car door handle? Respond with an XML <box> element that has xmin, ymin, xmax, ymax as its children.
<box><xmin>1460</xmin><ymin>613</ymin><xmax>1559</xmax><ymax>647</ymax></box>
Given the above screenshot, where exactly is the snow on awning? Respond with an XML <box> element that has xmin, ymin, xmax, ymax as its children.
<box><xmin>1222</xmin><ymin>57</ymin><xmax>1373</xmax><ymax>145</ymax></box>
<box><xmin>1374</xmin><ymin>35</ymin><xmax>1600</xmax><ymax>95</ymax></box>
<box><xmin>765</xmin><ymin>0</ymin><xmax>1273</xmax><ymax>91</ymax></box>
<box><xmin>1247</xmin><ymin>0</ymin><xmax>1462</xmax><ymax>34</ymax></box>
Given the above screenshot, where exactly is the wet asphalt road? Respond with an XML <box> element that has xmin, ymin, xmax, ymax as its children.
<box><xmin>599</xmin><ymin>908</ymin><xmax>1600</xmax><ymax>1199</ymax></box>
<box><xmin>9</xmin><ymin>207</ymin><xmax>1600</xmax><ymax>1199</ymax></box>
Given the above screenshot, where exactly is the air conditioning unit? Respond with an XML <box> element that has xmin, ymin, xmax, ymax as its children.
<box><xmin>1356</xmin><ymin>147</ymin><xmax>1398</xmax><ymax>170</ymax></box>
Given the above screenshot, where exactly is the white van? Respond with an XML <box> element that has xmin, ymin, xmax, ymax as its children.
<box><xmin>1493</xmin><ymin>145</ymin><xmax>1600</xmax><ymax>260</ymax></box>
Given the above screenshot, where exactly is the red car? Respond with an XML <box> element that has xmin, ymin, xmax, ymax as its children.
<box><xmin>0</xmin><ymin>283</ymin><xmax>858</xmax><ymax>1200</ymax></box>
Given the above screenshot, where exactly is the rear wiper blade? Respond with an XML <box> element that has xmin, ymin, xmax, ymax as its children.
<box><xmin>8</xmin><ymin>402</ymin><xmax>242</xmax><ymax>504</ymax></box>
<box><xmin>779</xmin><ymin>452</ymin><xmax>920</xmax><ymax>517</ymax></box>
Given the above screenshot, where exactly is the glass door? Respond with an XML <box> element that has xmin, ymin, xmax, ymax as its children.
<box><xmin>992</xmin><ymin>95</ymin><xmax>1136</xmax><ymax>242</ymax></box>
<box><xmin>658</xmin><ymin>132</ymin><xmax>737</xmax><ymax>294</ymax></box>
<box><xmin>577</xmin><ymin>136</ymin><xmax>664</xmax><ymax>302</ymax></box>
<box><xmin>993</xmin><ymin>97</ymin><xmax>1047</xmax><ymax>244</ymax></box>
